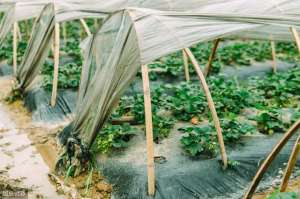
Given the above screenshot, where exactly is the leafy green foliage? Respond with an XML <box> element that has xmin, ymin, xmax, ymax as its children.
<box><xmin>267</xmin><ymin>190</ymin><xmax>298</xmax><ymax>199</ymax></box>
<box><xmin>93</xmin><ymin>123</ymin><xmax>136</xmax><ymax>153</ymax></box>
<box><xmin>179</xmin><ymin>118</ymin><xmax>256</xmax><ymax>156</ymax></box>
<box><xmin>220</xmin><ymin>117</ymin><xmax>256</xmax><ymax>142</ymax></box>
<box><xmin>171</xmin><ymin>82</ymin><xmax>207</xmax><ymax>121</ymax></box>
<box><xmin>148</xmin><ymin>40</ymin><xmax>299</xmax><ymax>77</ymax></box>
<box><xmin>179</xmin><ymin>125</ymin><xmax>217</xmax><ymax>157</ymax></box>
<box><xmin>112</xmin><ymin>85</ymin><xmax>175</xmax><ymax>143</ymax></box>
<box><xmin>227</xmin><ymin>160</ymin><xmax>240</xmax><ymax>169</ymax></box>
<box><xmin>249</xmin><ymin>67</ymin><xmax>300</xmax><ymax>108</ymax></box>
<box><xmin>149</xmin><ymin>52</ymin><xmax>184</xmax><ymax>76</ymax></box>
<box><xmin>41</xmin><ymin>22</ymin><xmax>83</xmax><ymax>89</ymax></box>
<box><xmin>254</xmin><ymin>109</ymin><xmax>287</xmax><ymax>135</ymax></box>
<box><xmin>152</xmin><ymin>116</ymin><xmax>175</xmax><ymax>143</ymax></box>
<box><xmin>42</xmin><ymin>61</ymin><xmax>82</xmax><ymax>90</ymax></box>
<box><xmin>209</xmin><ymin>75</ymin><xmax>255</xmax><ymax>116</ymax></box>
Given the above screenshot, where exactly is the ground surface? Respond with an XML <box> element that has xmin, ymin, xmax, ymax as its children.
<box><xmin>0</xmin><ymin>73</ymin><xmax>300</xmax><ymax>198</ymax></box>
<box><xmin>0</xmin><ymin>76</ymin><xmax>111</xmax><ymax>199</ymax></box>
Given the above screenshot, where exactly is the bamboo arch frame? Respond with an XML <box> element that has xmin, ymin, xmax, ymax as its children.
<box><xmin>142</xmin><ymin>47</ymin><xmax>228</xmax><ymax>195</ymax></box>
<box><xmin>243</xmin><ymin>118</ymin><xmax>300</xmax><ymax>199</ymax></box>
<box><xmin>243</xmin><ymin>27</ymin><xmax>300</xmax><ymax>199</ymax></box>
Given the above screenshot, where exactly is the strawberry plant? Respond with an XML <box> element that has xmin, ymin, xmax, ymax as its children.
<box><xmin>267</xmin><ymin>190</ymin><xmax>298</xmax><ymax>199</ymax></box>
<box><xmin>113</xmin><ymin>86</ymin><xmax>175</xmax><ymax>143</ymax></box>
<box><xmin>248</xmin><ymin>66</ymin><xmax>300</xmax><ymax>108</ymax></box>
<box><xmin>254</xmin><ymin>109</ymin><xmax>287</xmax><ymax>135</ymax></box>
<box><xmin>179</xmin><ymin>118</ymin><xmax>256</xmax><ymax>156</ymax></box>
<box><xmin>179</xmin><ymin>125</ymin><xmax>217</xmax><ymax>157</ymax></box>
<box><xmin>208</xmin><ymin>75</ymin><xmax>255</xmax><ymax>116</ymax></box>
<box><xmin>170</xmin><ymin>82</ymin><xmax>207</xmax><ymax>121</ymax></box>
<box><xmin>42</xmin><ymin>61</ymin><xmax>82</xmax><ymax>90</ymax></box>
<box><xmin>93</xmin><ymin>123</ymin><xmax>136</xmax><ymax>153</ymax></box>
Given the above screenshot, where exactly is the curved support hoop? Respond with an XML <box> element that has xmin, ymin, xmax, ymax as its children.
<box><xmin>243</xmin><ymin>118</ymin><xmax>300</xmax><ymax>199</ymax></box>
<box><xmin>183</xmin><ymin>48</ymin><xmax>228</xmax><ymax>168</ymax></box>
<box><xmin>80</xmin><ymin>19</ymin><xmax>92</xmax><ymax>36</ymax></box>
<box><xmin>204</xmin><ymin>39</ymin><xmax>220</xmax><ymax>77</ymax></box>
<box><xmin>280</xmin><ymin>134</ymin><xmax>300</xmax><ymax>192</ymax></box>
<box><xmin>182</xmin><ymin>50</ymin><xmax>190</xmax><ymax>82</ymax></box>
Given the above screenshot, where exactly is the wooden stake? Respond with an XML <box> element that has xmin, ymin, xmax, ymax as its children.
<box><xmin>182</xmin><ymin>50</ymin><xmax>190</xmax><ymax>82</ymax></box>
<box><xmin>184</xmin><ymin>48</ymin><xmax>228</xmax><ymax>168</ymax></box>
<box><xmin>290</xmin><ymin>27</ymin><xmax>300</xmax><ymax>56</ymax></box>
<box><xmin>141</xmin><ymin>64</ymin><xmax>155</xmax><ymax>196</ymax></box>
<box><xmin>13</xmin><ymin>22</ymin><xmax>18</xmax><ymax>76</ymax></box>
<box><xmin>243</xmin><ymin>118</ymin><xmax>300</xmax><ymax>199</ymax></box>
<box><xmin>94</xmin><ymin>18</ymin><xmax>98</xmax><ymax>30</ymax></box>
<box><xmin>204</xmin><ymin>39</ymin><xmax>220</xmax><ymax>77</ymax></box>
<box><xmin>270</xmin><ymin>35</ymin><xmax>277</xmax><ymax>73</ymax></box>
<box><xmin>50</xmin><ymin>23</ymin><xmax>60</xmax><ymax>107</ymax></box>
<box><xmin>25</xmin><ymin>20</ymin><xmax>30</xmax><ymax>39</ymax></box>
<box><xmin>280</xmin><ymin>135</ymin><xmax>300</xmax><ymax>192</ymax></box>
<box><xmin>16</xmin><ymin>23</ymin><xmax>22</xmax><ymax>41</ymax></box>
<box><xmin>62</xmin><ymin>22</ymin><xmax>67</xmax><ymax>44</ymax></box>
<box><xmin>80</xmin><ymin>19</ymin><xmax>92</xmax><ymax>36</ymax></box>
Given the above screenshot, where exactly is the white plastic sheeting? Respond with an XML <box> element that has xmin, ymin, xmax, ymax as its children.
<box><xmin>16</xmin><ymin>0</ymin><xmax>211</xmax><ymax>90</ymax></box>
<box><xmin>0</xmin><ymin>0</ymin><xmax>50</xmax><ymax>47</ymax></box>
<box><xmin>0</xmin><ymin>3</ymin><xmax>14</xmax><ymax>46</ymax></box>
<box><xmin>71</xmin><ymin>3</ymin><xmax>300</xmax><ymax>148</ymax></box>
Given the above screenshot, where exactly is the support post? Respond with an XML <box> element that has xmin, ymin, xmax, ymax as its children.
<box><xmin>13</xmin><ymin>22</ymin><xmax>18</xmax><ymax>76</ymax></box>
<box><xmin>182</xmin><ymin>50</ymin><xmax>190</xmax><ymax>82</ymax></box>
<box><xmin>62</xmin><ymin>22</ymin><xmax>67</xmax><ymax>44</ymax></box>
<box><xmin>80</xmin><ymin>19</ymin><xmax>92</xmax><ymax>36</ymax></box>
<box><xmin>270</xmin><ymin>35</ymin><xmax>277</xmax><ymax>73</ymax></box>
<box><xmin>280</xmin><ymin>135</ymin><xmax>300</xmax><ymax>192</ymax></box>
<box><xmin>204</xmin><ymin>39</ymin><xmax>220</xmax><ymax>77</ymax></box>
<box><xmin>184</xmin><ymin>48</ymin><xmax>228</xmax><ymax>168</ymax></box>
<box><xmin>243</xmin><ymin>118</ymin><xmax>300</xmax><ymax>199</ymax></box>
<box><xmin>290</xmin><ymin>27</ymin><xmax>300</xmax><ymax>55</ymax></box>
<box><xmin>141</xmin><ymin>64</ymin><xmax>155</xmax><ymax>196</ymax></box>
<box><xmin>142</xmin><ymin>65</ymin><xmax>155</xmax><ymax>196</ymax></box>
<box><xmin>50</xmin><ymin>23</ymin><xmax>60</xmax><ymax>107</ymax></box>
<box><xmin>16</xmin><ymin>23</ymin><xmax>22</xmax><ymax>41</ymax></box>
<box><xmin>25</xmin><ymin>20</ymin><xmax>30</xmax><ymax>39</ymax></box>
<box><xmin>94</xmin><ymin>18</ymin><xmax>98</xmax><ymax>30</ymax></box>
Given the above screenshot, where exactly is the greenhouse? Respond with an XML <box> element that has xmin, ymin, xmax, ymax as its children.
<box><xmin>1</xmin><ymin>0</ymin><xmax>300</xmax><ymax>198</ymax></box>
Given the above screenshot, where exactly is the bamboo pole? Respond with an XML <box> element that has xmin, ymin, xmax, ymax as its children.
<box><xmin>183</xmin><ymin>48</ymin><xmax>228</xmax><ymax>168</ymax></box>
<box><xmin>270</xmin><ymin>35</ymin><xmax>277</xmax><ymax>73</ymax></box>
<box><xmin>280</xmin><ymin>135</ymin><xmax>300</xmax><ymax>192</ymax></box>
<box><xmin>290</xmin><ymin>27</ymin><xmax>300</xmax><ymax>56</ymax></box>
<box><xmin>25</xmin><ymin>20</ymin><xmax>30</xmax><ymax>39</ymax></box>
<box><xmin>182</xmin><ymin>50</ymin><xmax>190</xmax><ymax>82</ymax></box>
<box><xmin>50</xmin><ymin>23</ymin><xmax>60</xmax><ymax>107</ymax></box>
<box><xmin>16</xmin><ymin>23</ymin><xmax>22</xmax><ymax>41</ymax></box>
<box><xmin>204</xmin><ymin>39</ymin><xmax>220</xmax><ymax>77</ymax></box>
<box><xmin>243</xmin><ymin>118</ymin><xmax>300</xmax><ymax>199</ymax></box>
<box><xmin>80</xmin><ymin>19</ymin><xmax>92</xmax><ymax>36</ymax></box>
<box><xmin>94</xmin><ymin>18</ymin><xmax>98</xmax><ymax>31</ymax></box>
<box><xmin>141</xmin><ymin>64</ymin><xmax>155</xmax><ymax>196</ymax></box>
<box><xmin>62</xmin><ymin>22</ymin><xmax>67</xmax><ymax>44</ymax></box>
<box><xmin>13</xmin><ymin>22</ymin><xmax>18</xmax><ymax>76</ymax></box>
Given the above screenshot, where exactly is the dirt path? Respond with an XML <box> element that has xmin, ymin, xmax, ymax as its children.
<box><xmin>0</xmin><ymin>76</ymin><xmax>111</xmax><ymax>199</ymax></box>
<box><xmin>0</xmin><ymin>102</ymin><xmax>64</xmax><ymax>198</ymax></box>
